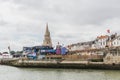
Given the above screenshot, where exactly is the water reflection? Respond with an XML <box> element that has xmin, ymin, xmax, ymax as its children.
<box><xmin>0</xmin><ymin>65</ymin><xmax>120</xmax><ymax>80</ymax></box>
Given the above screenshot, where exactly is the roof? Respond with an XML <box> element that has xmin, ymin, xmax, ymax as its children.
<box><xmin>69</xmin><ymin>40</ymin><xmax>95</xmax><ymax>47</ymax></box>
<box><xmin>110</xmin><ymin>35</ymin><xmax>120</xmax><ymax>41</ymax></box>
<box><xmin>97</xmin><ymin>35</ymin><xmax>109</xmax><ymax>39</ymax></box>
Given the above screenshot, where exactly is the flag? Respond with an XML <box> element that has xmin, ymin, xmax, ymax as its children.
<box><xmin>107</xmin><ymin>29</ymin><xmax>110</xmax><ymax>33</ymax></box>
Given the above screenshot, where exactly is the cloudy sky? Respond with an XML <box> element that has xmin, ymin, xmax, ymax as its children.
<box><xmin>0</xmin><ymin>0</ymin><xmax>120</xmax><ymax>51</ymax></box>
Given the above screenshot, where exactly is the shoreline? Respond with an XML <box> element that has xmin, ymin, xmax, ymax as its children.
<box><xmin>1</xmin><ymin>59</ymin><xmax>120</xmax><ymax>70</ymax></box>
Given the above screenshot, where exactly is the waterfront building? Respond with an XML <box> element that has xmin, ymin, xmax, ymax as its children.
<box><xmin>42</xmin><ymin>23</ymin><xmax>52</xmax><ymax>47</ymax></box>
<box><xmin>95</xmin><ymin>33</ymin><xmax>120</xmax><ymax>48</ymax></box>
<box><xmin>95</xmin><ymin>35</ymin><xmax>109</xmax><ymax>48</ymax></box>
<box><xmin>23</xmin><ymin>47</ymin><xmax>32</xmax><ymax>56</ymax></box>
<box><xmin>0</xmin><ymin>52</ymin><xmax>13</xmax><ymax>59</ymax></box>
<box><xmin>69</xmin><ymin>41</ymin><xmax>96</xmax><ymax>51</ymax></box>
<box><xmin>109</xmin><ymin>33</ymin><xmax>120</xmax><ymax>47</ymax></box>
<box><xmin>68</xmin><ymin>33</ymin><xmax>120</xmax><ymax>57</ymax></box>
<box><xmin>69</xmin><ymin>33</ymin><xmax>120</xmax><ymax>51</ymax></box>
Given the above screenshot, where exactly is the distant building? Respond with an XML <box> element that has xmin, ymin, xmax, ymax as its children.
<box><xmin>95</xmin><ymin>35</ymin><xmax>109</xmax><ymax>48</ymax></box>
<box><xmin>42</xmin><ymin>23</ymin><xmax>52</xmax><ymax>47</ymax></box>
<box><xmin>68</xmin><ymin>33</ymin><xmax>120</xmax><ymax>53</ymax></box>
<box><xmin>0</xmin><ymin>52</ymin><xmax>13</xmax><ymax>59</ymax></box>
<box><xmin>69</xmin><ymin>41</ymin><xmax>96</xmax><ymax>51</ymax></box>
<box><xmin>95</xmin><ymin>33</ymin><xmax>120</xmax><ymax>48</ymax></box>
<box><xmin>109</xmin><ymin>33</ymin><xmax>120</xmax><ymax>47</ymax></box>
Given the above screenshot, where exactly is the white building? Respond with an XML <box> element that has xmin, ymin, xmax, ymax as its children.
<box><xmin>94</xmin><ymin>34</ymin><xmax>120</xmax><ymax>48</ymax></box>
<box><xmin>68</xmin><ymin>33</ymin><xmax>120</xmax><ymax>52</ymax></box>
<box><xmin>0</xmin><ymin>52</ymin><xmax>13</xmax><ymax>59</ymax></box>
<box><xmin>109</xmin><ymin>34</ymin><xmax>120</xmax><ymax>47</ymax></box>
<box><xmin>69</xmin><ymin>41</ymin><xmax>96</xmax><ymax>51</ymax></box>
<box><xmin>95</xmin><ymin>35</ymin><xmax>109</xmax><ymax>48</ymax></box>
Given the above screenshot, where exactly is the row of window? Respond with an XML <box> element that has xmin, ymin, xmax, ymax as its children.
<box><xmin>100</xmin><ymin>42</ymin><xmax>106</xmax><ymax>46</ymax></box>
<box><xmin>113</xmin><ymin>41</ymin><xmax>120</xmax><ymax>45</ymax></box>
<box><xmin>99</xmin><ymin>41</ymin><xmax>120</xmax><ymax>46</ymax></box>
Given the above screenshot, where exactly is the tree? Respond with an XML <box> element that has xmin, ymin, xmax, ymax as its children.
<box><xmin>10</xmin><ymin>51</ymin><xmax>15</xmax><ymax>55</ymax></box>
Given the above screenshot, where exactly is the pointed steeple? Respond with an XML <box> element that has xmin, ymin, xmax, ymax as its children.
<box><xmin>43</xmin><ymin>23</ymin><xmax>52</xmax><ymax>47</ymax></box>
<box><xmin>45</xmin><ymin>23</ymin><xmax>50</xmax><ymax>36</ymax></box>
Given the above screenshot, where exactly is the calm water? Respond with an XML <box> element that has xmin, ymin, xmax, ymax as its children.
<box><xmin>0</xmin><ymin>65</ymin><xmax>120</xmax><ymax>80</ymax></box>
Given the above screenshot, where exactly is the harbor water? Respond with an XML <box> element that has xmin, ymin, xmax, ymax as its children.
<box><xmin>0</xmin><ymin>65</ymin><xmax>120</xmax><ymax>80</ymax></box>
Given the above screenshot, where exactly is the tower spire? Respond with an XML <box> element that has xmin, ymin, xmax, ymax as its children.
<box><xmin>43</xmin><ymin>23</ymin><xmax>52</xmax><ymax>47</ymax></box>
<box><xmin>45</xmin><ymin>23</ymin><xmax>49</xmax><ymax>36</ymax></box>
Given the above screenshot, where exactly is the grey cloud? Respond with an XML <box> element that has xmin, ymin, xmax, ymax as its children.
<box><xmin>0</xmin><ymin>19</ymin><xmax>7</xmax><ymax>26</ymax></box>
<box><xmin>55</xmin><ymin>34</ymin><xmax>77</xmax><ymax>39</ymax></box>
<box><xmin>11</xmin><ymin>0</ymin><xmax>120</xmax><ymax>25</ymax></box>
<box><xmin>0</xmin><ymin>16</ymin><xmax>8</xmax><ymax>26</ymax></box>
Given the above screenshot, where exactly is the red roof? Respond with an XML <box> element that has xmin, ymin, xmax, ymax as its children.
<box><xmin>97</xmin><ymin>35</ymin><xmax>108</xmax><ymax>39</ymax></box>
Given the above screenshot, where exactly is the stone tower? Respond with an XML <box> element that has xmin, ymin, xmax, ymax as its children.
<box><xmin>43</xmin><ymin>23</ymin><xmax>52</xmax><ymax>47</ymax></box>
